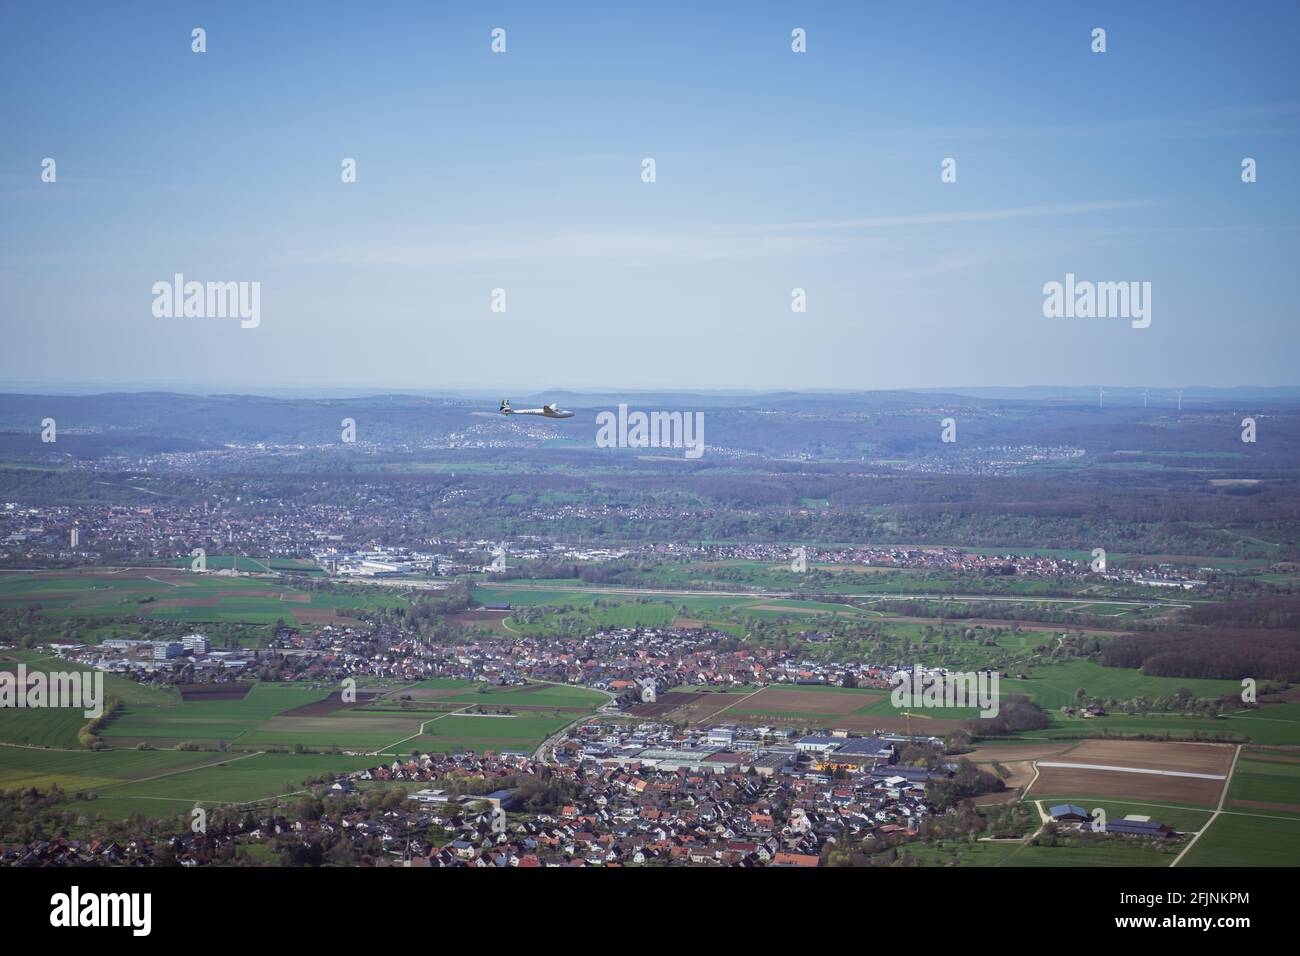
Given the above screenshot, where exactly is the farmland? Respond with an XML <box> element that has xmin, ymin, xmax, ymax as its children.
<box><xmin>1026</xmin><ymin>740</ymin><xmax>1236</xmax><ymax>807</ymax></box>
<box><xmin>0</xmin><ymin>568</ymin><xmax>409</xmax><ymax>630</ymax></box>
<box><xmin>1224</xmin><ymin>750</ymin><xmax>1300</xmax><ymax>815</ymax></box>
<box><xmin>0</xmin><ymin>745</ymin><xmax>378</xmax><ymax>822</ymax></box>
<box><xmin>0</xmin><ymin>504</ymin><xmax>1296</xmax><ymax>866</ymax></box>
<box><xmin>89</xmin><ymin>677</ymin><xmax>604</xmax><ymax>755</ymax></box>
<box><xmin>1179</xmin><ymin>811</ymin><xmax>1300</xmax><ymax>866</ymax></box>
<box><xmin>0</xmin><ymin>649</ymin><xmax>180</xmax><ymax>748</ymax></box>
<box><xmin>633</xmin><ymin>683</ymin><xmax>974</xmax><ymax>734</ymax></box>
<box><xmin>904</xmin><ymin>837</ymin><xmax>1183</xmax><ymax>868</ymax></box>
<box><xmin>0</xmin><ymin>673</ymin><xmax>606</xmax><ymax>822</ymax></box>
<box><xmin>636</xmin><ymin>671</ymin><xmax>1299</xmax><ymax>746</ymax></box>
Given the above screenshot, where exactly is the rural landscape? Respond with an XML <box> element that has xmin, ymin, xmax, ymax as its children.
<box><xmin>1</xmin><ymin>3</ymin><xmax>1295</xmax><ymax>939</ymax></box>
<box><xmin>0</xmin><ymin>388</ymin><xmax>1297</xmax><ymax>871</ymax></box>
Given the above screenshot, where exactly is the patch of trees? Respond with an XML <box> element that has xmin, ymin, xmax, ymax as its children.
<box><xmin>510</xmin><ymin>772</ymin><xmax>579</xmax><ymax>814</ymax></box>
<box><xmin>963</xmin><ymin>695</ymin><xmax>1050</xmax><ymax>736</ymax></box>
<box><xmin>405</xmin><ymin>579</ymin><xmax>472</xmax><ymax>633</ymax></box>
<box><xmin>1187</xmin><ymin>597</ymin><xmax>1300</xmax><ymax>631</ymax></box>
<box><xmin>926</xmin><ymin>759</ymin><xmax>1006</xmax><ymax>809</ymax></box>
<box><xmin>1101</xmin><ymin>629</ymin><xmax>1300</xmax><ymax>681</ymax></box>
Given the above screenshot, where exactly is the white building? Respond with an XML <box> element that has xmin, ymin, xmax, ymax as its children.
<box><xmin>181</xmin><ymin>633</ymin><xmax>211</xmax><ymax>654</ymax></box>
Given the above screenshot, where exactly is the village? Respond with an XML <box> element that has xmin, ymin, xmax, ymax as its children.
<box><xmin>2</xmin><ymin>723</ymin><xmax>957</xmax><ymax>867</ymax></box>
<box><xmin>1</xmin><ymin>498</ymin><xmax>1209</xmax><ymax>589</ymax></box>
<box><xmin>43</xmin><ymin>624</ymin><xmax>1002</xmax><ymax>706</ymax></box>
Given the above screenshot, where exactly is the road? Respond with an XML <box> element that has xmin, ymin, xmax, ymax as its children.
<box><xmin>1170</xmin><ymin>744</ymin><xmax>1243</xmax><ymax>867</ymax></box>
<box><xmin>529</xmin><ymin>679</ymin><xmax>619</xmax><ymax>763</ymax></box>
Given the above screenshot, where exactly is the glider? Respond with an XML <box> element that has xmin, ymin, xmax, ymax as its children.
<box><xmin>499</xmin><ymin>398</ymin><xmax>574</xmax><ymax>419</ymax></box>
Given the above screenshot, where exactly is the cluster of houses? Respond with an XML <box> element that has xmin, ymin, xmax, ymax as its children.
<box><xmin>293</xmin><ymin>722</ymin><xmax>951</xmax><ymax>867</ymax></box>
<box><xmin>44</xmin><ymin>622</ymin><xmax>442</xmax><ymax>685</ymax></box>
<box><xmin>1</xmin><ymin>826</ymin><xmax>250</xmax><ymax>868</ymax></box>
<box><xmin>694</xmin><ymin>542</ymin><xmax>1083</xmax><ymax>579</ymax></box>
<box><xmin>689</xmin><ymin>540</ymin><xmax>1212</xmax><ymax>587</ymax></box>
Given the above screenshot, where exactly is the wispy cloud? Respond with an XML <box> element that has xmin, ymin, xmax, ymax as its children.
<box><xmin>311</xmin><ymin>231</ymin><xmax>836</xmax><ymax>266</ymax></box>
<box><xmin>756</xmin><ymin>200</ymin><xmax>1158</xmax><ymax>233</ymax></box>
<box><xmin>308</xmin><ymin>201</ymin><xmax>1153</xmax><ymax>268</ymax></box>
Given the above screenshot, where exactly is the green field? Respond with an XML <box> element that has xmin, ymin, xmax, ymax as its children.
<box><xmin>383</xmin><ymin>713</ymin><xmax>575</xmax><ymax>755</ymax></box>
<box><xmin>61</xmin><ymin>752</ymin><xmax>380</xmax><ymax>820</ymax></box>
<box><xmin>1179</xmin><ymin>812</ymin><xmax>1300</xmax><ymax>866</ymax></box>
<box><xmin>0</xmin><ymin>745</ymin><xmax>232</xmax><ymax>792</ymax></box>
<box><xmin>1000</xmin><ymin>660</ymin><xmax>1244</xmax><ymax>710</ymax></box>
<box><xmin>91</xmin><ymin>678</ymin><xmax>603</xmax><ymax>754</ymax></box>
<box><xmin>0</xmin><ymin>747</ymin><xmax>378</xmax><ymax>821</ymax></box>
<box><xmin>905</xmin><ymin>837</ymin><xmax>1181</xmax><ymax>867</ymax></box>
<box><xmin>0</xmin><ymin>672</ymin><xmax>605</xmax><ymax>823</ymax></box>
<box><xmin>0</xmin><ymin>650</ymin><xmax>180</xmax><ymax>748</ymax></box>
<box><xmin>406</xmin><ymin>682</ymin><xmax>608</xmax><ymax>709</ymax></box>
<box><xmin>0</xmin><ymin>569</ymin><xmax>409</xmax><ymax>627</ymax></box>
<box><xmin>1224</xmin><ymin>753</ymin><xmax>1300</xmax><ymax>816</ymax></box>
<box><xmin>103</xmin><ymin>683</ymin><xmax>333</xmax><ymax>745</ymax></box>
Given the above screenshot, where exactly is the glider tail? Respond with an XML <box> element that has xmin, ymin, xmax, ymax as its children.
<box><xmin>499</xmin><ymin>399</ymin><xmax>511</xmax><ymax>414</ymax></box>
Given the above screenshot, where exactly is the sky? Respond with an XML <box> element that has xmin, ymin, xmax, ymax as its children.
<box><xmin>1</xmin><ymin>1</ymin><xmax>1298</xmax><ymax>394</ymax></box>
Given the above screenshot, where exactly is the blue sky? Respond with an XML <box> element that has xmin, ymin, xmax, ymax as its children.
<box><xmin>2</xmin><ymin>1</ymin><xmax>1297</xmax><ymax>393</ymax></box>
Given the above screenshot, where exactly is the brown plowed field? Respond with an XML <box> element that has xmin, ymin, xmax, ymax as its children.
<box><xmin>1058</xmin><ymin>739</ymin><xmax>1235</xmax><ymax>775</ymax></box>
<box><xmin>152</xmin><ymin>590</ymin><xmax>279</xmax><ymax>607</ymax></box>
<box><xmin>1029</xmin><ymin>739</ymin><xmax>1236</xmax><ymax>806</ymax></box>
<box><xmin>280</xmin><ymin>690</ymin><xmax>382</xmax><ymax>716</ymax></box>
<box><xmin>1031</xmin><ymin>766</ymin><xmax>1224</xmax><ymax>805</ymax></box>
<box><xmin>737</xmin><ymin>687</ymin><xmax>877</xmax><ymax>716</ymax></box>
<box><xmin>177</xmin><ymin>682</ymin><xmax>254</xmax><ymax>702</ymax></box>
<box><xmin>630</xmin><ymin>691</ymin><xmax>710</xmax><ymax>718</ymax></box>
<box><xmin>292</xmin><ymin>608</ymin><xmax>362</xmax><ymax>626</ymax></box>
<box><xmin>964</xmin><ymin>743</ymin><xmax>1076</xmax><ymax>763</ymax></box>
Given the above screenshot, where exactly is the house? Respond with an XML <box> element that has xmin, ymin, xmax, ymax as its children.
<box><xmin>1049</xmin><ymin>803</ymin><xmax>1090</xmax><ymax>823</ymax></box>
<box><xmin>1084</xmin><ymin>816</ymin><xmax>1176</xmax><ymax>838</ymax></box>
<box><xmin>820</xmin><ymin>736</ymin><xmax>894</xmax><ymax>768</ymax></box>
<box><xmin>707</xmin><ymin>726</ymin><xmax>737</xmax><ymax>747</ymax></box>
<box><xmin>795</xmin><ymin>734</ymin><xmax>841</xmax><ymax>755</ymax></box>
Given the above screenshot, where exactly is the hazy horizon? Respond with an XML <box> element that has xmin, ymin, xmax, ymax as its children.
<box><xmin>3</xmin><ymin>379</ymin><xmax>1299</xmax><ymax>404</ymax></box>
